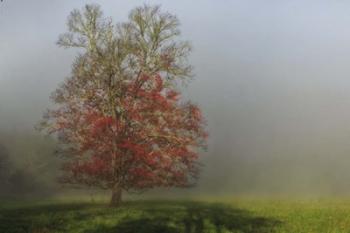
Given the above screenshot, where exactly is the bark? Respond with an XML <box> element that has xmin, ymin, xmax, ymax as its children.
<box><xmin>110</xmin><ymin>183</ymin><xmax>122</xmax><ymax>207</ymax></box>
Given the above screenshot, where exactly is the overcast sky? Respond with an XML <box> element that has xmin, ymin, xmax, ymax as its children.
<box><xmin>2</xmin><ymin>0</ymin><xmax>350</xmax><ymax>196</ymax></box>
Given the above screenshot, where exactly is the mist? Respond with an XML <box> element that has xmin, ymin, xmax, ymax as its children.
<box><xmin>2</xmin><ymin>0</ymin><xmax>350</xmax><ymax>198</ymax></box>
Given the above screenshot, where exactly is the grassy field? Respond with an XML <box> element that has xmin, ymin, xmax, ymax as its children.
<box><xmin>1</xmin><ymin>198</ymin><xmax>350</xmax><ymax>233</ymax></box>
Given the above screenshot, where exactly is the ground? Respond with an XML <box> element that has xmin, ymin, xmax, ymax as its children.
<box><xmin>1</xmin><ymin>198</ymin><xmax>350</xmax><ymax>233</ymax></box>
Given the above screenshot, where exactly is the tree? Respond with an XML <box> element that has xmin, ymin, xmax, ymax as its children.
<box><xmin>40</xmin><ymin>4</ymin><xmax>207</xmax><ymax>206</ymax></box>
<box><xmin>0</xmin><ymin>143</ymin><xmax>10</xmax><ymax>188</ymax></box>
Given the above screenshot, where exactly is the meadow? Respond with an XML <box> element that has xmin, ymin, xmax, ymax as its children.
<box><xmin>1</xmin><ymin>198</ymin><xmax>350</xmax><ymax>233</ymax></box>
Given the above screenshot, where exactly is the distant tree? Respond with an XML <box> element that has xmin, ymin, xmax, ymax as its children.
<box><xmin>0</xmin><ymin>144</ymin><xmax>10</xmax><ymax>188</ymax></box>
<box><xmin>40</xmin><ymin>4</ymin><xmax>207</xmax><ymax>206</ymax></box>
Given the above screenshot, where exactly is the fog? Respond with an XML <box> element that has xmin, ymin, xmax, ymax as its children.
<box><xmin>2</xmin><ymin>0</ymin><xmax>350</xmax><ymax>198</ymax></box>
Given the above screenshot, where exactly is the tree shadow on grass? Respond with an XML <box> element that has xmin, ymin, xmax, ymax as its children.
<box><xmin>0</xmin><ymin>200</ymin><xmax>282</xmax><ymax>233</ymax></box>
<box><xmin>87</xmin><ymin>201</ymin><xmax>282</xmax><ymax>233</ymax></box>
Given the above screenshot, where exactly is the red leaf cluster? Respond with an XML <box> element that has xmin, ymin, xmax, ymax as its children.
<box><xmin>44</xmin><ymin>73</ymin><xmax>207</xmax><ymax>191</ymax></box>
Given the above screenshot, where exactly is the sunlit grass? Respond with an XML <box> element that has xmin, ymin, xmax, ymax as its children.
<box><xmin>1</xmin><ymin>198</ymin><xmax>350</xmax><ymax>232</ymax></box>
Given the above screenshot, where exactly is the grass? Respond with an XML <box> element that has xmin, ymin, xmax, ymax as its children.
<box><xmin>1</xmin><ymin>198</ymin><xmax>350</xmax><ymax>232</ymax></box>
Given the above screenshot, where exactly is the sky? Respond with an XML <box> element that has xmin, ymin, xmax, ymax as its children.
<box><xmin>2</xmin><ymin>0</ymin><xmax>350</xmax><ymax>196</ymax></box>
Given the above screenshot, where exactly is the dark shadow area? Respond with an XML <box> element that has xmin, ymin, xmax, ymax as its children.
<box><xmin>0</xmin><ymin>200</ymin><xmax>282</xmax><ymax>233</ymax></box>
<box><xmin>0</xmin><ymin>202</ymin><xmax>104</xmax><ymax>233</ymax></box>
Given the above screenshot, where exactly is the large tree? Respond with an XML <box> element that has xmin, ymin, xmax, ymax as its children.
<box><xmin>40</xmin><ymin>4</ymin><xmax>207</xmax><ymax>206</ymax></box>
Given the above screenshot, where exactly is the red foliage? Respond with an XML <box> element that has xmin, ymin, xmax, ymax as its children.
<box><xmin>44</xmin><ymin>73</ymin><xmax>207</xmax><ymax>191</ymax></box>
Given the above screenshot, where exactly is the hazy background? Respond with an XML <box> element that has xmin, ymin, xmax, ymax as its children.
<box><xmin>2</xmin><ymin>0</ymin><xmax>350</xmax><ymax>197</ymax></box>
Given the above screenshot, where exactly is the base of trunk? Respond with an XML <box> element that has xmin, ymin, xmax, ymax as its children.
<box><xmin>110</xmin><ymin>184</ymin><xmax>122</xmax><ymax>207</ymax></box>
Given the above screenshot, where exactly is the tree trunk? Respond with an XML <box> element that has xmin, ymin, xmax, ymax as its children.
<box><xmin>110</xmin><ymin>183</ymin><xmax>122</xmax><ymax>207</ymax></box>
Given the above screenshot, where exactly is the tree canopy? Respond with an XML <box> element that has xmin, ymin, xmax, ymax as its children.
<box><xmin>40</xmin><ymin>4</ymin><xmax>207</xmax><ymax>206</ymax></box>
